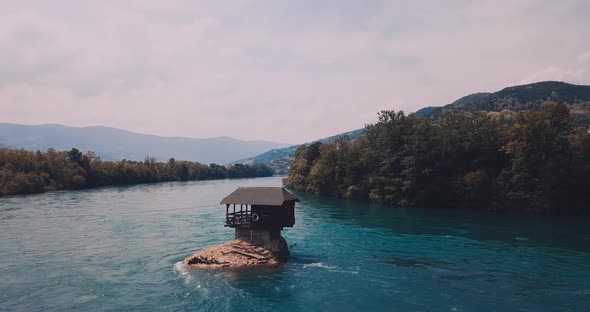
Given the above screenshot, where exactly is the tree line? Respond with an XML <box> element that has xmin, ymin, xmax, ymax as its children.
<box><xmin>0</xmin><ymin>148</ymin><xmax>273</xmax><ymax>196</ymax></box>
<box><xmin>285</xmin><ymin>103</ymin><xmax>590</xmax><ymax>216</ymax></box>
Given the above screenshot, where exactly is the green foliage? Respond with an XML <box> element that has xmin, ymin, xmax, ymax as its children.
<box><xmin>500</xmin><ymin>103</ymin><xmax>583</xmax><ymax>215</ymax></box>
<box><xmin>0</xmin><ymin>149</ymin><xmax>273</xmax><ymax>197</ymax></box>
<box><xmin>285</xmin><ymin>103</ymin><xmax>589</xmax><ymax>216</ymax></box>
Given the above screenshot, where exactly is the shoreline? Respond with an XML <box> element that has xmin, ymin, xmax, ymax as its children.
<box><xmin>0</xmin><ymin>175</ymin><xmax>276</xmax><ymax>199</ymax></box>
<box><xmin>286</xmin><ymin>187</ymin><xmax>590</xmax><ymax>220</ymax></box>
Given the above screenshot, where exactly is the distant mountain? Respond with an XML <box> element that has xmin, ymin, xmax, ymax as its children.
<box><xmin>235</xmin><ymin>129</ymin><xmax>364</xmax><ymax>174</ymax></box>
<box><xmin>0</xmin><ymin>124</ymin><xmax>289</xmax><ymax>164</ymax></box>
<box><xmin>415</xmin><ymin>81</ymin><xmax>590</xmax><ymax>126</ymax></box>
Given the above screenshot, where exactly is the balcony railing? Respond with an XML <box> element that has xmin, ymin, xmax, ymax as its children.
<box><xmin>225</xmin><ymin>210</ymin><xmax>252</xmax><ymax>227</ymax></box>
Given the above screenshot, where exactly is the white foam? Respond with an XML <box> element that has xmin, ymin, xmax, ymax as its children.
<box><xmin>78</xmin><ymin>295</ymin><xmax>98</xmax><ymax>303</ymax></box>
<box><xmin>303</xmin><ymin>262</ymin><xmax>337</xmax><ymax>269</ymax></box>
<box><xmin>173</xmin><ymin>261</ymin><xmax>192</xmax><ymax>283</ymax></box>
<box><xmin>515</xmin><ymin>237</ymin><xmax>529</xmax><ymax>241</ymax></box>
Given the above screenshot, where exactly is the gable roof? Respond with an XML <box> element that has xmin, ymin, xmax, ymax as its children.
<box><xmin>220</xmin><ymin>187</ymin><xmax>300</xmax><ymax>206</ymax></box>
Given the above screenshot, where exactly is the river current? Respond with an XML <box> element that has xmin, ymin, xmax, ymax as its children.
<box><xmin>1</xmin><ymin>176</ymin><xmax>589</xmax><ymax>311</ymax></box>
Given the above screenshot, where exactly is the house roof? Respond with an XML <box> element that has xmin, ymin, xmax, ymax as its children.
<box><xmin>220</xmin><ymin>187</ymin><xmax>300</xmax><ymax>206</ymax></box>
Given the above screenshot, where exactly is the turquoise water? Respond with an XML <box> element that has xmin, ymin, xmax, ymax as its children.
<box><xmin>1</xmin><ymin>177</ymin><xmax>589</xmax><ymax>311</ymax></box>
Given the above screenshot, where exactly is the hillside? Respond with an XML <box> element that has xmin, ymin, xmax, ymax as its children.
<box><xmin>235</xmin><ymin>129</ymin><xmax>364</xmax><ymax>174</ymax></box>
<box><xmin>243</xmin><ymin>81</ymin><xmax>590</xmax><ymax>174</ymax></box>
<box><xmin>285</xmin><ymin>102</ymin><xmax>590</xmax><ymax>216</ymax></box>
<box><xmin>415</xmin><ymin>81</ymin><xmax>590</xmax><ymax>126</ymax></box>
<box><xmin>0</xmin><ymin>124</ymin><xmax>289</xmax><ymax>164</ymax></box>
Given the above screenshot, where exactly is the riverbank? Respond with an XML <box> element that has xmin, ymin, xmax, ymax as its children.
<box><xmin>0</xmin><ymin>147</ymin><xmax>273</xmax><ymax>197</ymax></box>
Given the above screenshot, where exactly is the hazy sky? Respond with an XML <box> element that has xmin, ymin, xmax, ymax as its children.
<box><xmin>1</xmin><ymin>0</ymin><xmax>589</xmax><ymax>143</ymax></box>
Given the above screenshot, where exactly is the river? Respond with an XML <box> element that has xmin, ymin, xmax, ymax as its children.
<box><xmin>1</xmin><ymin>176</ymin><xmax>589</xmax><ymax>311</ymax></box>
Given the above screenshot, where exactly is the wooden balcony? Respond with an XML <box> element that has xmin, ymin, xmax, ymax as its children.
<box><xmin>225</xmin><ymin>210</ymin><xmax>252</xmax><ymax>227</ymax></box>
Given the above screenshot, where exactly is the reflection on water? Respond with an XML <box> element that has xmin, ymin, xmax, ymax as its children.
<box><xmin>1</xmin><ymin>176</ymin><xmax>589</xmax><ymax>311</ymax></box>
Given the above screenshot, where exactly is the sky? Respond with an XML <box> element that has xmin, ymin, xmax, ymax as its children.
<box><xmin>1</xmin><ymin>0</ymin><xmax>589</xmax><ymax>144</ymax></box>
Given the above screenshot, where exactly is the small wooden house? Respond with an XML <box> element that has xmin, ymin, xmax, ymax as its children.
<box><xmin>220</xmin><ymin>187</ymin><xmax>299</xmax><ymax>245</ymax></box>
<box><xmin>221</xmin><ymin>187</ymin><xmax>299</xmax><ymax>230</ymax></box>
<box><xmin>183</xmin><ymin>187</ymin><xmax>299</xmax><ymax>267</ymax></box>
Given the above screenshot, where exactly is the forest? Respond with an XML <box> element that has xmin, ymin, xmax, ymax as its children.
<box><xmin>0</xmin><ymin>148</ymin><xmax>273</xmax><ymax>196</ymax></box>
<box><xmin>285</xmin><ymin>103</ymin><xmax>590</xmax><ymax>216</ymax></box>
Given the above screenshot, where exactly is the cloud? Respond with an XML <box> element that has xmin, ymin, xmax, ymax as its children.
<box><xmin>0</xmin><ymin>1</ymin><xmax>589</xmax><ymax>143</ymax></box>
<box><xmin>520</xmin><ymin>50</ymin><xmax>590</xmax><ymax>84</ymax></box>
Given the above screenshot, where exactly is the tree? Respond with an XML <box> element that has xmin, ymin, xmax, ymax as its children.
<box><xmin>501</xmin><ymin>103</ymin><xmax>573</xmax><ymax>214</ymax></box>
<box><xmin>0</xmin><ymin>147</ymin><xmax>274</xmax><ymax>197</ymax></box>
<box><xmin>67</xmin><ymin>148</ymin><xmax>84</xmax><ymax>164</ymax></box>
<box><xmin>285</xmin><ymin>104</ymin><xmax>589</xmax><ymax>216</ymax></box>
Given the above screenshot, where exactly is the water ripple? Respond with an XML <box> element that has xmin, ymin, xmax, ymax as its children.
<box><xmin>1</xmin><ymin>177</ymin><xmax>589</xmax><ymax>311</ymax></box>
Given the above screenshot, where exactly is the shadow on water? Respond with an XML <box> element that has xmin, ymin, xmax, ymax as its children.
<box><xmin>372</xmin><ymin>254</ymin><xmax>454</xmax><ymax>269</ymax></box>
<box><xmin>291</xmin><ymin>190</ymin><xmax>590</xmax><ymax>253</ymax></box>
<box><xmin>287</xmin><ymin>253</ymin><xmax>323</xmax><ymax>265</ymax></box>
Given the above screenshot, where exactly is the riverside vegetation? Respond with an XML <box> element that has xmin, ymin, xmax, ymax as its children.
<box><xmin>285</xmin><ymin>103</ymin><xmax>590</xmax><ymax>216</ymax></box>
<box><xmin>242</xmin><ymin>81</ymin><xmax>590</xmax><ymax>174</ymax></box>
<box><xmin>0</xmin><ymin>148</ymin><xmax>273</xmax><ymax>196</ymax></box>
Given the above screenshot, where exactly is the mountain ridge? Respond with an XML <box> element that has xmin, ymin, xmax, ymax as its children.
<box><xmin>234</xmin><ymin>128</ymin><xmax>364</xmax><ymax>174</ymax></box>
<box><xmin>4</xmin><ymin>81</ymin><xmax>588</xmax><ymax>171</ymax></box>
<box><xmin>242</xmin><ymin>81</ymin><xmax>590</xmax><ymax>173</ymax></box>
<box><xmin>415</xmin><ymin>81</ymin><xmax>590</xmax><ymax>120</ymax></box>
<box><xmin>0</xmin><ymin>123</ymin><xmax>289</xmax><ymax>164</ymax></box>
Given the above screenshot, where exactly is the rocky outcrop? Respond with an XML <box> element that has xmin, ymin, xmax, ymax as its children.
<box><xmin>183</xmin><ymin>237</ymin><xmax>289</xmax><ymax>269</ymax></box>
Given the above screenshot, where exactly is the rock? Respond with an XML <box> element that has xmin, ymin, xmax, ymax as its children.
<box><xmin>183</xmin><ymin>237</ymin><xmax>290</xmax><ymax>270</ymax></box>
